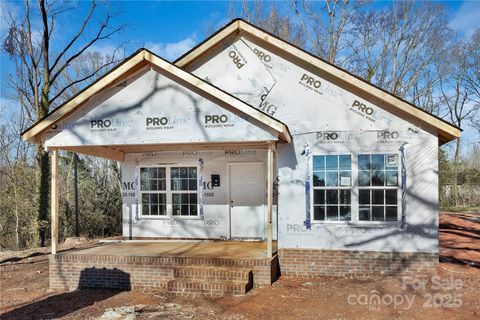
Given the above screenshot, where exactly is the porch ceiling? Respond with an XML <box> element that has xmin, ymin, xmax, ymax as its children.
<box><xmin>50</xmin><ymin>141</ymin><xmax>275</xmax><ymax>162</ymax></box>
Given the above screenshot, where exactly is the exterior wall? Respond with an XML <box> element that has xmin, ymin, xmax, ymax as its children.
<box><xmin>186</xmin><ymin>34</ymin><xmax>440</xmax><ymax>255</ymax></box>
<box><xmin>121</xmin><ymin>149</ymin><xmax>278</xmax><ymax>240</ymax></box>
<box><xmin>278</xmin><ymin>249</ymin><xmax>438</xmax><ymax>277</ymax></box>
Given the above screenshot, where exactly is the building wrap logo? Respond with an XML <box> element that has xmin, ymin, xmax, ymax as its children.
<box><xmin>90</xmin><ymin>118</ymin><xmax>133</xmax><ymax>132</ymax></box>
<box><xmin>253</xmin><ymin>47</ymin><xmax>273</xmax><ymax>69</ymax></box>
<box><xmin>228</xmin><ymin>44</ymin><xmax>247</xmax><ymax>69</ymax></box>
<box><xmin>145</xmin><ymin>114</ymin><xmax>189</xmax><ymax>130</ymax></box>
<box><xmin>316</xmin><ymin>131</ymin><xmax>358</xmax><ymax>144</ymax></box>
<box><xmin>122</xmin><ymin>181</ymin><xmax>136</xmax><ymax>198</ymax></box>
<box><xmin>350</xmin><ymin>100</ymin><xmax>376</xmax><ymax>122</ymax></box>
<box><xmin>204</xmin><ymin>114</ymin><xmax>248</xmax><ymax>128</ymax></box>
<box><xmin>258</xmin><ymin>94</ymin><xmax>277</xmax><ymax>116</ymax></box>
<box><xmin>377</xmin><ymin>128</ymin><xmax>419</xmax><ymax>143</ymax></box>
<box><xmin>224</xmin><ymin>150</ymin><xmax>256</xmax><ymax>157</ymax></box>
<box><xmin>299</xmin><ymin>72</ymin><xmax>323</xmax><ymax>95</ymax></box>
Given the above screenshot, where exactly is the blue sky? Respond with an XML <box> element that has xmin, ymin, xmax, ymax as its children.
<box><xmin>0</xmin><ymin>0</ymin><xmax>479</xmax><ymax>150</ymax></box>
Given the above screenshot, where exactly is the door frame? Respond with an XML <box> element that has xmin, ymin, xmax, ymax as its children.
<box><xmin>227</xmin><ymin>162</ymin><xmax>265</xmax><ymax>240</ymax></box>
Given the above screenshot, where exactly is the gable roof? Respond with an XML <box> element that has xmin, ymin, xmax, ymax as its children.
<box><xmin>21</xmin><ymin>48</ymin><xmax>291</xmax><ymax>144</ymax></box>
<box><xmin>174</xmin><ymin>18</ymin><xmax>461</xmax><ymax>145</ymax></box>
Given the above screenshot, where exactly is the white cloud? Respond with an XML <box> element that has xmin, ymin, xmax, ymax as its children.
<box><xmin>145</xmin><ymin>37</ymin><xmax>197</xmax><ymax>61</ymax></box>
<box><xmin>449</xmin><ymin>1</ymin><xmax>480</xmax><ymax>37</ymax></box>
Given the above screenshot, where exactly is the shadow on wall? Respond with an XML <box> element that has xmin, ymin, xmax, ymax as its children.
<box><xmin>1</xmin><ymin>268</ymin><xmax>129</xmax><ymax>319</ymax></box>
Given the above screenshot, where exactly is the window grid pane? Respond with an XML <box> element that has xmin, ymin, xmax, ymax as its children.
<box><xmin>358</xmin><ymin>154</ymin><xmax>399</xmax><ymax>222</ymax></box>
<box><xmin>312</xmin><ymin>155</ymin><xmax>352</xmax><ymax>221</ymax></box>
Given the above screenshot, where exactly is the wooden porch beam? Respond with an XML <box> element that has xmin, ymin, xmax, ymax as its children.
<box><xmin>51</xmin><ymin>150</ymin><xmax>59</xmax><ymax>255</ymax></box>
<box><xmin>267</xmin><ymin>141</ymin><xmax>275</xmax><ymax>258</ymax></box>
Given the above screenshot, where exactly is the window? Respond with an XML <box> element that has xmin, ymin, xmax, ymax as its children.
<box><xmin>171</xmin><ymin>167</ymin><xmax>198</xmax><ymax>216</ymax></box>
<box><xmin>312</xmin><ymin>155</ymin><xmax>352</xmax><ymax>221</ymax></box>
<box><xmin>358</xmin><ymin>154</ymin><xmax>399</xmax><ymax>222</ymax></box>
<box><xmin>140</xmin><ymin>167</ymin><xmax>167</xmax><ymax>216</ymax></box>
<box><xmin>139</xmin><ymin>166</ymin><xmax>198</xmax><ymax>217</ymax></box>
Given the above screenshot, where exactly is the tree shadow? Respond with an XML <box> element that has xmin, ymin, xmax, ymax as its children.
<box><xmin>1</xmin><ymin>290</ymin><xmax>120</xmax><ymax>320</ymax></box>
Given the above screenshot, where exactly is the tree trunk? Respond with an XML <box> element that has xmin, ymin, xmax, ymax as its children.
<box><xmin>36</xmin><ymin>145</ymin><xmax>50</xmax><ymax>247</ymax></box>
<box><xmin>453</xmin><ymin>137</ymin><xmax>461</xmax><ymax>207</ymax></box>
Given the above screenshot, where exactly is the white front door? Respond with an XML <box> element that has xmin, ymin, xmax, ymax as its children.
<box><xmin>229</xmin><ymin>163</ymin><xmax>264</xmax><ymax>239</ymax></box>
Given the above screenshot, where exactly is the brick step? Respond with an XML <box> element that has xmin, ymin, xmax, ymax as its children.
<box><xmin>172</xmin><ymin>266</ymin><xmax>252</xmax><ymax>281</ymax></box>
<box><xmin>140</xmin><ymin>256</ymin><xmax>270</xmax><ymax>268</ymax></box>
<box><xmin>166</xmin><ymin>278</ymin><xmax>252</xmax><ymax>297</ymax></box>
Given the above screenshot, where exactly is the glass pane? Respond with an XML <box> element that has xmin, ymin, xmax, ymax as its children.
<box><xmin>314</xmin><ymin>189</ymin><xmax>325</xmax><ymax>205</ymax></box>
<box><xmin>150</xmin><ymin>204</ymin><xmax>159</xmax><ymax>215</ymax></box>
<box><xmin>339</xmin><ymin>155</ymin><xmax>351</xmax><ymax>170</ymax></box>
<box><xmin>189</xmin><ymin>179</ymin><xmax>197</xmax><ymax>190</ymax></box>
<box><xmin>181</xmin><ymin>179</ymin><xmax>189</xmax><ymax>190</ymax></box>
<box><xmin>358</xmin><ymin>155</ymin><xmax>370</xmax><ymax>170</ymax></box>
<box><xmin>372</xmin><ymin>189</ymin><xmax>384</xmax><ymax>205</ymax></box>
<box><xmin>150</xmin><ymin>193</ymin><xmax>158</xmax><ymax>204</ymax></box>
<box><xmin>180</xmin><ymin>167</ymin><xmax>188</xmax><ymax>178</ymax></box>
<box><xmin>189</xmin><ymin>167</ymin><xmax>197</xmax><ymax>178</ymax></box>
<box><xmin>181</xmin><ymin>204</ymin><xmax>189</xmax><ymax>215</ymax></box>
<box><xmin>386</xmin><ymin>206</ymin><xmax>397</xmax><ymax>221</ymax></box>
<box><xmin>173</xmin><ymin>204</ymin><xmax>181</xmax><ymax>215</ymax></box>
<box><xmin>326</xmin><ymin>172</ymin><xmax>338</xmax><ymax>187</ymax></box>
<box><xmin>172</xmin><ymin>193</ymin><xmax>180</xmax><ymax>205</ymax></box>
<box><xmin>171</xmin><ymin>167</ymin><xmax>179</xmax><ymax>178</ymax></box>
<box><xmin>313</xmin><ymin>172</ymin><xmax>325</xmax><ymax>186</ymax></box>
<box><xmin>359</xmin><ymin>206</ymin><xmax>370</xmax><ymax>221</ymax></box>
<box><xmin>386</xmin><ymin>189</ymin><xmax>397</xmax><ymax>205</ymax></box>
<box><xmin>158</xmin><ymin>193</ymin><xmax>166</xmax><ymax>204</ymax></box>
<box><xmin>158</xmin><ymin>179</ymin><xmax>166</xmax><ymax>190</ymax></box>
<box><xmin>325</xmin><ymin>155</ymin><xmax>338</xmax><ymax>171</ymax></box>
<box><xmin>385</xmin><ymin>154</ymin><xmax>398</xmax><ymax>169</ymax></box>
<box><xmin>141</xmin><ymin>180</ymin><xmax>148</xmax><ymax>191</ymax></box>
<box><xmin>339</xmin><ymin>190</ymin><xmax>351</xmax><ymax>204</ymax></box>
<box><xmin>340</xmin><ymin>206</ymin><xmax>351</xmax><ymax>221</ymax></box>
<box><xmin>314</xmin><ymin>206</ymin><xmax>325</xmax><ymax>220</ymax></box>
<box><xmin>181</xmin><ymin>193</ymin><xmax>189</xmax><ymax>203</ymax></box>
<box><xmin>171</xmin><ymin>179</ymin><xmax>181</xmax><ymax>191</ymax></box>
<box><xmin>371</xmin><ymin>154</ymin><xmax>385</xmax><ymax>170</ymax></box>
<box><xmin>149</xmin><ymin>179</ymin><xmax>158</xmax><ymax>191</ymax></box>
<box><xmin>339</xmin><ymin>171</ymin><xmax>351</xmax><ymax>186</ymax></box>
<box><xmin>386</xmin><ymin>171</ymin><xmax>398</xmax><ymax>186</ymax></box>
<box><xmin>159</xmin><ymin>204</ymin><xmax>166</xmax><ymax>215</ymax></box>
<box><xmin>189</xmin><ymin>193</ymin><xmax>197</xmax><ymax>204</ymax></box>
<box><xmin>358</xmin><ymin>171</ymin><xmax>370</xmax><ymax>186</ymax></box>
<box><xmin>372</xmin><ymin>206</ymin><xmax>384</xmax><ymax>221</ymax></box>
<box><xmin>326</xmin><ymin>206</ymin><xmax>338</xmax><ymax>220</ymax></box>
<box><xmin>190</xmin><ymin>205</ymin><xmax>198</xmax><ymax>215</ymax></box>
<box><xmin>371</xmin><ymin>170</ymin><xmax>384</xmax><ymax>186</ymax></box>
<box><xmin>313</xmin><ymin>156</ymin><xmax>325</xmax><ymax>171</ymax></box>
<box><xmin>142</xmin><ymin>193</ymin><xmax>149</xmax><ymax>205</ymax></box>
<box><xmin>142</xmin><ymin>204</ymin><xmax>150</xmax><ymax>215</ymax></box>
<box><xmin>326</xmin><ymin>190</ymin><xmax>338</xmax><ymax>204</ymax></box>
<box><xmin>359</xmin><ymin>189</ymin><xmax>370</xmax><ymax>205</ymax></box>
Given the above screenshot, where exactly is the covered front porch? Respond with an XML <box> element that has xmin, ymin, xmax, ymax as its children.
<box><xmin>50</xmin><ymin>240</ymin><xmax>280</xmax><ymax>296</ymax></box>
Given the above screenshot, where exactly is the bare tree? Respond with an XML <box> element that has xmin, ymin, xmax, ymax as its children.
<box><xmin>2</xmin><ymin>0</ymin><xmax>125</xmax><ymax>246</ymax></box>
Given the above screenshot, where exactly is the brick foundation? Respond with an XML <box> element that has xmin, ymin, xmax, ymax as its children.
<box><xmin>278</xmin><ymin>249</ymin><xmax>438</xmax><ymax>277</ymax></box>
<box><xmin>50</xmin><ymin>253</ymin><xmax>279</xmax><ymax>296</ymax></box>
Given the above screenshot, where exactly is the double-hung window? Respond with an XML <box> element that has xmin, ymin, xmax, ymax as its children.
<box><xmin>312</xmin><ymin>155</ymin><xmax>352</xmax><ymax>221</ymax></box>
<box><xmin>358</xmin><ymin>154</ymin><xmax>399</xmax><ymax>222</ymax></box>
<box><xmin>139</xmin><ymin>166</ymin><xmax>198</xmax><ymax>217</ymax></box>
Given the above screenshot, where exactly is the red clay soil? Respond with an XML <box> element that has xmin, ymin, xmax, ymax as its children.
<box><xmin>0</xmin><ymin>212</ymin><xmax>479</xmax><ymax>320</ymax></box>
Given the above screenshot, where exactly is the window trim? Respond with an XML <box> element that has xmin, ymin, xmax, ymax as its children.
<box><xmin>310</xmin><ymin>152</ymin><xmax>402</xmax><ymax>225</ymax></box>
<box><xmin>137</xmin><ymin>164</ymin><xmax>200</xmax><ymax>220</ymax></box>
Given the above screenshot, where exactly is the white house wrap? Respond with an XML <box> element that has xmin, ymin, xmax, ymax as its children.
<box><xmin>22</xmin><ymin>19</ymin><xmax>461</xmax><ymax>277</ymax></box>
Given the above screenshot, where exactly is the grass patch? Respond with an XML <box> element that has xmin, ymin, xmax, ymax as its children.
<box><xmin>440</xmin><ymin>207</ymin><xmax>480</xmax><ymax>214</ymax></box>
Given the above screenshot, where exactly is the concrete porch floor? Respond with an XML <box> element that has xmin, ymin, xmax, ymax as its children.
<box><xmin>69</xmin><ymin>240</ymin><xmax>278</xmax><ymax>259</ymax></box>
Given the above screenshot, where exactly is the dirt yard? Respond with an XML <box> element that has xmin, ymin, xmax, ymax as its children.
<box><xmin>1</xmin><ymin>213</ymin><xmax>479</xmax><ymax>320</ymax></box>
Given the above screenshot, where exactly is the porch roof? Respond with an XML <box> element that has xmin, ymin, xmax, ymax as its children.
<box><xmin>21</xmin><ymin>49</ymin><xmax>292</xmax><ymax>153</ymax></box>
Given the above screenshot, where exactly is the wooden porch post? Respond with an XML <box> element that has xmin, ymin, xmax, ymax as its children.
<box><xmin>51</xmin><ymin>149</ymin><xmax>59</xmax><ymax>255</ymax></box>
<box><xmin>267</xmin><ymin>142</ymin><xmax>275</xmax><ymax>258</ymax></box>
